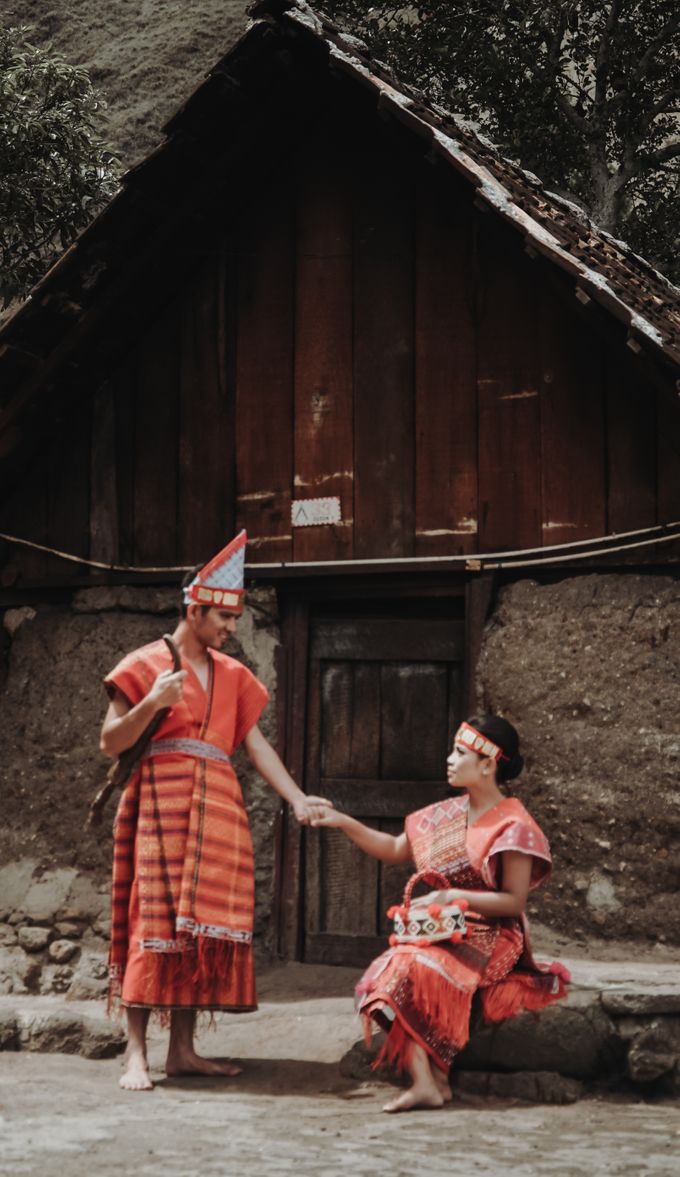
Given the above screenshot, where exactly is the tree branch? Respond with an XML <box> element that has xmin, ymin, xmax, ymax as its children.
<box><xmin>594</xmin><ymin>0</ymin><xmax>624</xmax><ymax>115</ymax></box>
<box><xmin>633</xmin><ymin>15</ymin><xmax>680</xmax><ymax>83</ymax></box>
<box><xmin>643</xmin><ymin>140</ymin><xmax>680</xmax><ymax>168</ymax></box>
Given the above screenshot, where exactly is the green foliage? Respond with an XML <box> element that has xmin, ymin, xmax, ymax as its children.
<box><xmin>0</xmin><ymin>26</ymin><xmax>120</xmax><ymax>306</ymax></box>
<box><xmin>322</xmin><ymin>1</ymin><xmax>680</xmax><ymax>282</ymax></box>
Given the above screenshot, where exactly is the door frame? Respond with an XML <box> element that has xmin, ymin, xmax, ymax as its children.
<box><xmin>272</xmin><ymin>571</ymin><xmax>495</xmax><ymax>959</ymax></box>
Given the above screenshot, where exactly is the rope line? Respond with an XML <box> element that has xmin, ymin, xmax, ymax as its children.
<box><xmin>0</xmin><ymin>523</ymin><xmax>678</xmax><ymax>576</ymax></box>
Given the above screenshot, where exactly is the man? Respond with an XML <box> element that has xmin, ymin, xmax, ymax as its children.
<box><xmin>100</xmin><ymin>531</ymin><xmax>326</xmax><ymax>1090</ymax></box>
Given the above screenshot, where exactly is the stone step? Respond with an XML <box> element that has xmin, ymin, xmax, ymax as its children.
<box><xmin>0</xmin><ymin>995</ymin><xmax>124</xmax><ymax>1058</ymax></box>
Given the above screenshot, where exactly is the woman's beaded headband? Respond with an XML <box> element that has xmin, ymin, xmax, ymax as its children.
<box><xmin>455</xmin><ymin>721</ymin><xmax>509</xmax><ymax>763</ymax></box>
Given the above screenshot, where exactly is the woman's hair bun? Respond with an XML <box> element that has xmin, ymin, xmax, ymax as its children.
<box><xmin>466</xmin><ymin>714</ymin><xmax>523</xmax><ymax>783</ymax></box>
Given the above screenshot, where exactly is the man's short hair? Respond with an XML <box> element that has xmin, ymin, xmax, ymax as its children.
<box><xmin>179</xmin><ymin>566</ymin><xmax>208</xmax><ymax>619</ymax></box>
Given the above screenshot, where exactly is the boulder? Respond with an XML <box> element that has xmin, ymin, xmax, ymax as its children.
<box><xmin>0</xmin><ymin>859</ymin><xmax>38</xmax><ymax>912</ymax></box>
<box><xmin>0</xmin><ymin>1009</ymin><xmax>20</xmax><ymax>1050</ymax></box>
<box><xmin>48</xmin><ymin>940</ymin><xmax>79</xmax><ymax>965</ymax></box>
<box><xmin>22</xmin><ymin>869</ymin><xmax>77</xmax><ymax>923</ymax></box>
<box><xmin>627</xmin><ymin>1018</ymin><xmax>680</xmax><ymax>1089</ymax></box>
<box><xmin>39</xmin><ymin>965</ymin><xmax>74</xmax><ymax>995</ymax></box>
<box><xmin>17</xmin><ymin>1009</ymin><xmax>125</xmax><ymax>1058</ymax></box>
<box><xmin>18</xmin><ymin>926</ymin><xmax>51</xmax><ymax>953</ymax></box>
<box><xmin>453</xmin><ymin>1069</ymin><xmax>583</xmax><ymax>1104</ymax></box>
<box><xmin>55</xmin><ymin>922</ymin><xmax>83</xmax><ymax>939</ymax></box>
<box><xmin>0</xmin><ymin>946</ymin><xmax>41</xmax><ymax>995</ymax></box>
<box><xmin>601</xmin><ymin>989</ymin><xmax>680</xmax><ymax>1017</ymax></box>
<box><xmin>457</xmin><ymin>1003</ymin><xmax>624</xmax><ymax>1079</ymax></box>
<box><xmin>66</xmin><ymin>951</ymin><xmax>109</xmax><ymax>1002</ymax></box>
<box><xmin>0</xmin><ymin>924</ymin><xmax>17</xmax><ymax>946</ymax></box>
<box><xmin>62</xmin><ymin>875</ymin><xmax>109</xmax><ymax>924</ymax></box>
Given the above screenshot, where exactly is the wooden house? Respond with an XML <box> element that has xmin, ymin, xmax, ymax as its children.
<box><xmin>0</xmin><ymin>0</ymin><xmax>679</xmax><ymax>964</ymax></box>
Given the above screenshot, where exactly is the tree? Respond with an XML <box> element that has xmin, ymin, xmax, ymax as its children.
<box><xmin>0</xmin><ymin>26</ymin><xmax>119</xmax><ymax>307</ymax></box>
<box><xmin>323</xmin><ymin>1</ymin><xmax>680</xmax><ymax>281</ymax></box>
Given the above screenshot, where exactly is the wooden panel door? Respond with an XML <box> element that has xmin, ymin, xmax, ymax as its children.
<box><xmin>302</xmin><ymin>605</ymin><xmax>464</xmax><ymax>967</ymax></box>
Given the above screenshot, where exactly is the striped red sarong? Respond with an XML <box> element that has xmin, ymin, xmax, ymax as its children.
<box><xmin>357</xmin><ymin>795</ymin><xmax>569</xmax><ymax>1073</ymax></box>
<box><xmin>105</xmin><ymin>639</ymin><xmax>268</xmax><ymax>1012</ymax></box>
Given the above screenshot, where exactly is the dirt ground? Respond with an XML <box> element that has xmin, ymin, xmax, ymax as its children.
<box><xmin>2</xmin><ymin>962</ymin><xmax>679</xmax><ymax>1177</ymax></box>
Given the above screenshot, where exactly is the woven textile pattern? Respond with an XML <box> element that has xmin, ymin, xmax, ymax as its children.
<box><xmin>105</xmin><ymin>639</ymin><xmax>268</xmax><ymax>1012</ymax></box>
<box><xmin>357</xmin><ymin>795</ymin><xmax>567</xmax><ymax>1074</ymax></box>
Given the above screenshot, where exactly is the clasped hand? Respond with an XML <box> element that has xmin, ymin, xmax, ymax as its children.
<box><xmin>293</xmin><ymin>797</ymin><xmax>335</xmax><ymax>826</ymax></box>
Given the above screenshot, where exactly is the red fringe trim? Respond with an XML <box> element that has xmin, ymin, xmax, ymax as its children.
<box><xmin>108</xmin><ymin>936</ymin><xmax>253</xmax><ymax>1016</ymax></box>
<box><xmin>480</xmin><ymin>972</ymin><xmax>569</xmax><ymax>1025</ymax></box>
<box><xmin>362</xmin><ymin>955</ymin><xmax>475</xmax><ymax>1076</ymax></box>
<box><xmin>372</xmin><ymin>1018</ymin><xmax>414</xmax><ymax>1075</ymax></box>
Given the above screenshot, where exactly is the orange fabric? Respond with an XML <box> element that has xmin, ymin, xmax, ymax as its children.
<box><xmin>357</xmin><ymin>795</ymin><xmax>568</xmax><ymax>1074</ymax></box>
<box><xmin>105</xmin><ymin>639</ymin><xmax>268</xmax><ymax>1012</ymax></box>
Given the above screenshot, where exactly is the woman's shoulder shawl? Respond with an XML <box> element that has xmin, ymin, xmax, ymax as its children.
<box><xmin>103</xmin><ymin>639</ymin><xmax>170</xmax><ymax>706</ymax></box>
<box><xmin>468</xmin><ymin>798</ymin><xmax>552</xmax><ymax>891</ymax></box>
<box><xmin>211</xmin><ymin>652</ymin><xmax>269</xmax><ymax>747</ymax></box>
<box><xmin>404</xmin><ymin>795</ymin><xmax>467</xmax><ymax>847</ymax></box>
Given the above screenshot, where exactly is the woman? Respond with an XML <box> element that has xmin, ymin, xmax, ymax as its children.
<box><xmin>311</xmin><ymin>715</ymin><xmax>569</xmax><ymax>1113</ymax></box>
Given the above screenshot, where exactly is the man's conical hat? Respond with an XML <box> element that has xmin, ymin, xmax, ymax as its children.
<box><xmin>183</xmin><ymin>530</ymin><xmax>247</xmax><ymax>614</ymax></box>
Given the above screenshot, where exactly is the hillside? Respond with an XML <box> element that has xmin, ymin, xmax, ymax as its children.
<box><xmin>3</xmin><ymin>0</ymin><xmax>250</xmax><ymax>169</ymax></box>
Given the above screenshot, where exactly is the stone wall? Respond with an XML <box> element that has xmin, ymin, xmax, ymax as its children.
<box><xmin>0</xmin><ymin>585</ymin><xmax>281</xmax><ymax>998</ymax></box>
<box><xmin>476</xmin><ymin>572</ymin><xmax>680</xmax><ymax>944</ymax></box>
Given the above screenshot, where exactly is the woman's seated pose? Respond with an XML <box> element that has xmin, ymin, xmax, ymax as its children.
<box><xmin>311</xmin><ymin>714</ymin><xmax>569</xmax><ymax>1113</ymax></box>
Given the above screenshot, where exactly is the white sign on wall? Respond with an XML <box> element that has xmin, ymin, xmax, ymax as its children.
<box><xmin>291</xmin><ymin>497</ymin><xmax>342</xmax><ymax>528</ymax></box>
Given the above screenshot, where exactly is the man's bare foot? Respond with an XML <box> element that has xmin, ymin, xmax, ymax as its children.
<box><xmin>119</xmin><ymin>1050</ymin><xmax>154</xmax><ymax>1091</ymax></box>
<box><xmin>383</xmin><ymin>1085</ymin><xmax>444</xmax><ymax>1114</ymax></box>
<box><xmin>165</xmin><ymin>1049</ymin><xmax>243</xmax><ymax>1078</ymax></box>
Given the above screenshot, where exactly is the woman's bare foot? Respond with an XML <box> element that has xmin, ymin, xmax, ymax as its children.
<box><xmin>383</xmin><ymin>1085</ymin><xmax>445</xmax><ymax>1114</ymax></box>
<box><xmin>431</xmin><ymin>1063</ymin><xmax>453</xmax><ymax>1103</ymax></box>
<box><xmin>165</xmin><ymin>1049</ymin><xmax>243</xmax><ymax>1078</ymax></box>
<box><xmin>119</xmin><ymin>1049</ymin><xmax>154</xmax><ymax>1091</ymax></box>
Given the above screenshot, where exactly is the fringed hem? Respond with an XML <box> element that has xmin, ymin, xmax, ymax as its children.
<box><xmin>371</xmin><ymin>1016</ymin><xmax>415</xmax><ymax>1076</ymax></box>
<box><xmin>479</xmin><ymin>970</ymin><xmax>569</xmax><ymax>1025</ymax></box>
<box><xmin>113</xmin><ymin>935</ymin><xmax>255</xmax><ymax>1014</ymax></box>
<box><xmin>360</xmin><ymin>960</ymin><xmax>475</xmax><ymax>1077</ymax></box>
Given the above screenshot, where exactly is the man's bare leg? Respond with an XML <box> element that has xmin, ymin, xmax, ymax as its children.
<box><xmin>119</xmin><ymin>1007</ymin><xmax>153</xmax><ymax>1091</ymax></box>
<box><xmin>383</xmin><ymin>1041</ymin><xmax>445</xmax><ymax>1113</ymax></box>
<box><xmin>165</xmin><ymin>1010</ymin><xmax>243</xmax><ymax>1077</ymax></box>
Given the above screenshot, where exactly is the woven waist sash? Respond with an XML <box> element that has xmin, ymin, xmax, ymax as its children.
<box><xmin>146</xmin><ymin>737</ymin><xmax>232</xmax><ymax>764</ymax></box>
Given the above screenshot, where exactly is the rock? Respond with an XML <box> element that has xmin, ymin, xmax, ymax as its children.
<box><xmin>627</xmin><ymin>1018</ymin><xmax>680</xmax><ymax>1087</ymax></box>
<box><xmin>93</xmin><ymin>917</ymin><xmax>112</xmax><ymax>940</ymax></box>
<box><xmin>66</xmin><ymin>951</ymin><xmax>109</xmax><ymax>1001</ymax></box>
<box><xmin>40</xmin><ymin>965</ymin><xmax>74</xmax><ymax>995</ymax></box>
<box><xmin>586</xmin><ymin>876</ymin><xmax>622</xmax><ymax>916</ymax></box>
<box><xmin>63</xmin><ymin>875</ymin><xmax>109</xmax><ymax>923</ymax></box>
<box><xmin>54</xmin><ymin>922</ymin><xmax>83</xmax><ymax>939</ymax></box>
<box><xmin>458</xmin><ymin>1003</ymin><xmax>624</xmax><ymax>1080</ymax></box>
<box><xmin>0</xmin><ymin>860</ymin><xmax>38</xmax><ymax>912</ymax></box>
<box><xmin>18</xmin><ymin>926</ymin><xmax>51</xmax><ymax>953</ymax></box>
<box><xmin>0</xmin><ymin>1010</ymin><xmax>20</xmax><ymax>1051</ymax></box>
<box><xmin>0</xmin><ymin>946</ymin><xmax>41</xmax><ymax>995</ymax></box>
<box><xmin>3</xmin><ymin>606</ymin><xmax>36</xmax><ymax>636</ymax></box>
<box><xmin>0</xmin><ymin>924</ymin><xmax>18</xmax><ymax>946</ymax></box>
<box><xmin>23</xmin><ymin>869</ymin><xmax>78</xmax><ymax>923</ymax></box>
<box><xmin>48</xmin><ymin>940</ymin><xmax>78</xmax><ymax>964</ymax></box>
<box><xmin>601</xmin><ymin>989</ymin><xmax>680</xmax><ymax>1017</ymax></box>
<box><xmin>17</xmin><ymin>1009</ymin><xmax>125</xmax><ymax>1058</ymax></box>
<box><xmin>72</xmin><ymin>586</ymin><xmax>177</xmax><ymax>615</ymax></box>
<box><xmin>453</xmin><ymin>1070</ymin><xmax>583</xmax><ymax>1104</ymax></box>
<box><xmin>7</xmin><ymin>912</ymin><xmax>24</xmax><ymax>926</ymax></box>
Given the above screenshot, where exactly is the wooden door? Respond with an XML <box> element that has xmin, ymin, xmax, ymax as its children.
<box><xmin>302</xmin><ymin>602</ymin><xmax>464</xmax><ymax>966</ymax></box>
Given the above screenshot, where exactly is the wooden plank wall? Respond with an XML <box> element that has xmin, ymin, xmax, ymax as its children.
<box><xmin>1</xmin><ymin>115</ymin><xmax>678</xmax><ymax>585</ymax></box>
